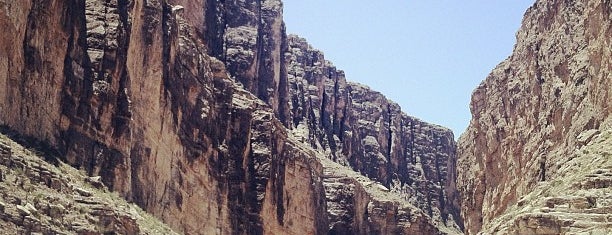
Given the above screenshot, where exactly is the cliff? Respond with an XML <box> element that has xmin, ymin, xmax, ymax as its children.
<box><xmin>195</xmin><ymin>5</ymin><xmax>463</xmax><ymax>225</ymax></box>
<box><xmin>0</xmin><ymin>1</ymin><xmax>330</xmax><ymax>233</ymax></box>
<box><xmin>285</xmin><ymin>36</ymin><xmax>462</xmax><ymax>231</ymax></box>
<box><xmin>457</xmin><ymin>0</ymin><xmax>611</xmax><ymax>234</ymax></box>
<box><xmin>0</xmin><ymin>0</ymin><xmax>461</xmax><ymax>234</ymax></box>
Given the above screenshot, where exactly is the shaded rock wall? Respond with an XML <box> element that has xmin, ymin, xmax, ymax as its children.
<box><xmin>457</xmin><ymin>0</ymin><xmax>611</xmax><ymax>233</ymax></box>
<box><xmin>192</xmin><ymin>0</ymin><xmax>292</xmax><ymax>125</ymax></box>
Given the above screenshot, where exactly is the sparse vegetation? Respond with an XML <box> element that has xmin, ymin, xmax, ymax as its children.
<box><xmin>0</xmin><ymin>133</ymin><xmax>178</xmax><ymax>234</ymax></box>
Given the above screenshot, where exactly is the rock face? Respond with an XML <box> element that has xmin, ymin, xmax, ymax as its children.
<box><xmin>285</xmin><ymin>36</ymin><xmax>462</xmax><ymax>232</ymax></box>
<box><xmin>457</xmin><ymin>0</ymin><xmax>611</xmax><ymax>234</ymax></box>
<box><xmin>0</xmin><ymin>0</ymin><xmax>461</xmax><ymax>234</ymax></box>
<box><xmin>7</xmin><ymin>0</ymin><xmax>609</xmax><ymax>234</ymax></box>
<box><xmin>1</xmin><ymin>0</ymin><xmax>328</xmax><ymax>234</ymax></box>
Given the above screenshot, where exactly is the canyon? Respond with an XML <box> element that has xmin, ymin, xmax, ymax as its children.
<box><xmin>0</xmin><ymin>0</ymin><xmax>609</xmax><ymax>234</ymax></box>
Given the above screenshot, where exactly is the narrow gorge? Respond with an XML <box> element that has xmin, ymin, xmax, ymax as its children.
<box><xmin>0</xmin><ymin>0</ymin><xmax>609</xmax><ymax>234</ymax></box>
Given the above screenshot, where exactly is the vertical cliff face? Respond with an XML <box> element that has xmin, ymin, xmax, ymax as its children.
<box><xmin>457</xmin><ymin>0</ymin><xmax>611</xmax><ymax>234</ymax></box>
<box><xmin>1</xmin><ymin>1</ymin><xmax>328</xmax><ymax>234</ymax></box>
<box><xmin>0</xmin><ymin>0</ymin><xmax>463</xmax><ymax>234</ymax></box>
<box><xmin>285</xmin><ymin>36</ymin><xmax>462</xmax><ymax>231</ymax></box>
<box><xmin>187</xmin><ymin>5</ymin><xmax>463</xmax><ymax>226</ymax></box>
<box><xmin>193</xmin><ymin>0</ymin><xmax>292</xmax><ymax>125</ymax></box>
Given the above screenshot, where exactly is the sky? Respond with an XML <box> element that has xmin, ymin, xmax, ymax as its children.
<box><xmin>282</xmin><ymin>1</ymin><xmax>535</xmax><ymax>138</ymax></box>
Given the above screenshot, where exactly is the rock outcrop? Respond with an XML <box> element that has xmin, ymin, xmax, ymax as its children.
<box><xmin>320</xmin><ymin>155</ymin><xmax>459</xmax><ymax>235</ymax></box>
<box><xmin>457</xmin><ymin>0</ymin><xmax>611</xmax><ymax>234</ymax></box>
<box><xmin>0</xmin><ymin>132</ymin><xmax>177</xmax><ymax>234</ymax></box>
<box><xmin>0</xmin><ymin>0</ymin><xmax>462</xmax><ymax>234</ymax></box>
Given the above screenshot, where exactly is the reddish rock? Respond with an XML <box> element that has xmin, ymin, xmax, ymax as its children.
<box><xmin>0</xmin><ymin>0</ymin><xmax>463</xmax><ymax>234</ymax></box>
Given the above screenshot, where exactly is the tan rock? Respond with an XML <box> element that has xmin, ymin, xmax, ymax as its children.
<box><xmin>16</xmin><ymin>205</ymin><xmax>30</xmax><ymax>217</ymax></box>
<box><xmin>74</xmin><ymin>188</ymin><xmax>93</xmax><ymax>197</ymax></box>
<box><xmin>458</xmin><ymin>0</ymin><xmax>611</xmax><ymax>233</ymax></box>
<box><xmin>48</xmin><ymin>203</ymin><xmax>65</xmax><ymax>218</ymax></box>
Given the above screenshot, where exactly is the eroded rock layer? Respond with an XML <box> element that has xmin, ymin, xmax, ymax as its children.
<box><xmin>457</xmin><ymin>0</ymin><xmax>611</xmax><ymax>234</ymax></box>
<box><xmin>0</xmin><ymin>0</ymin><xmax>461</xmax><ymax>234</ymax></box>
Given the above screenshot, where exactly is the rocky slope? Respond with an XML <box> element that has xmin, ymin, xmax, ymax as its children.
<box><xmin>0</xmin><ymin>0</ymin><xmax>461</xmax><ymax>234</ymax></box>
<box><xmin>0</xmin><ymin>132</ymin><xmax>177</xmax><ymax>234</ymax></box>
<box><xmin>484</xmin><ymin>127</ymin><xmax>612</xmax><ymax>234</ymax></box>
<box><xmin>457</xmin><ymin>0</ymin><xmax>611</xmax><ymax>234</ymax></box>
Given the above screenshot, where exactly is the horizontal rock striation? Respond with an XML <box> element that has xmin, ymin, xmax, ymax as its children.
<box><xmin>457</xmin><ymin>0</ymin><xmax>611</xmax><ymax>234</ymax></box>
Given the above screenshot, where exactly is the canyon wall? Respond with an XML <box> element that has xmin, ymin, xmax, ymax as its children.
<box><xmin>0</xmin><ymin>0</ymin><xmax>328</xmax><ymax>234</ymax></box>
<box><xmin>457</xmin><ymin>0</ymin><xmax>611</xmax><ymax>234</ymax></box>
<box><xmin>0</xmin><ymin>0</ymin><xmax>461</xmax><ymax>234</ymax></box>
<box><xmin>5</xmin><ymin>0</ymin><xmax>609</xmax><ymax>234</ymax></box>
<box><xmin>285</xmin><ymin>36</ymin><xmax>462</xmax><ymax>231</ymax></box>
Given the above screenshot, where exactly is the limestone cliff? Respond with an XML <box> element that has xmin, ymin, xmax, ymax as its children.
<box><xmin>0</xmin><ymin>0</ymin><xmax>461</xmax><ymax>234</ymax></box>
<box><xmin>457</xmin><ymin>0</ymin><xmax>611</xmax><ymax>234</ymax></box>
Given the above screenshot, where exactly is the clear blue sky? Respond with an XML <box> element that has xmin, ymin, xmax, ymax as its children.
<box><xmin>282</xmin><ymin>1</ymin><xmax>535</xmax><ymax>137</ymax></box>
